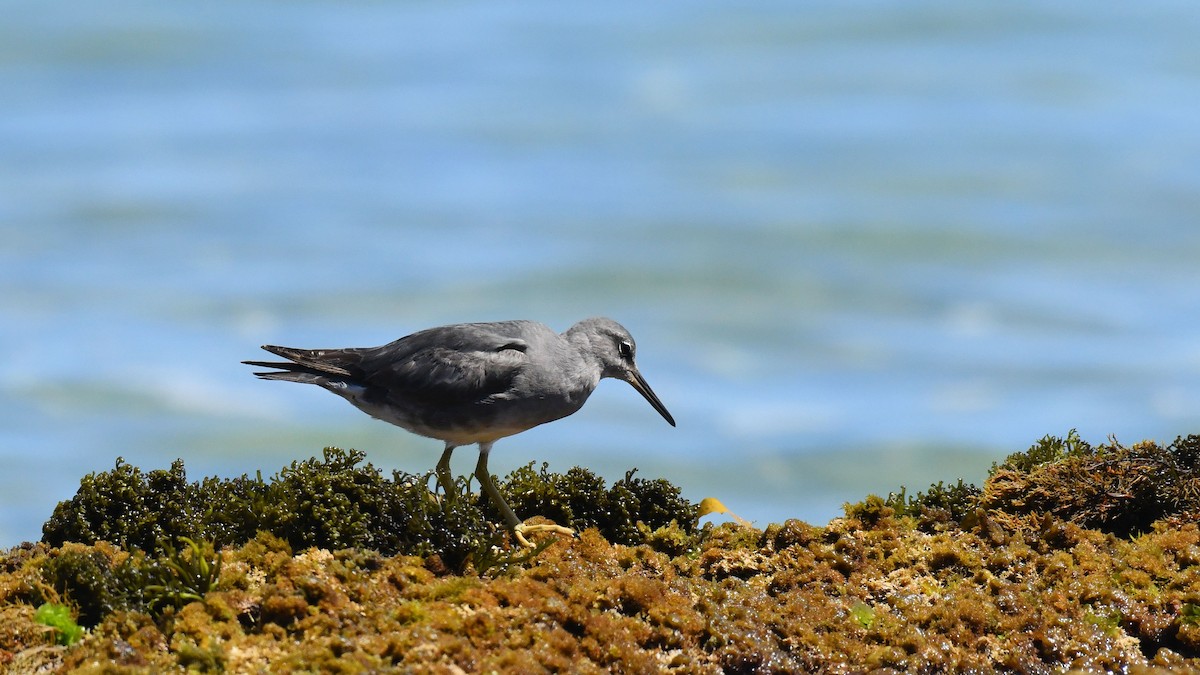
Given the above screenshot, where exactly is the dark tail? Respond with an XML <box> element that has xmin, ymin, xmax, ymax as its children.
<box><xmin>243</xmin><ymin>345</ymin><xmax>359</xmax><ymax>383</ymax></box>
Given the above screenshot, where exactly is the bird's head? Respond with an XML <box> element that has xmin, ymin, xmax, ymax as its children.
<box><xmin>573</xmin><ymin>317</ymin><xmax>676</xmax><ymax>427</ymax></box>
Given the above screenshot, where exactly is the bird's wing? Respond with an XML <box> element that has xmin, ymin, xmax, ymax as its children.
<box><xmin>358</xmin><ymin>324</ymin><xmax>532</xmax><ymax>405</ymax></box>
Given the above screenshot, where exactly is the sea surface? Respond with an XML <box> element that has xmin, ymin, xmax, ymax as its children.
<box><xmin>3</xmin><ymin>1</ymin><xmax>1200</xmax><ymax>545</ymax></box>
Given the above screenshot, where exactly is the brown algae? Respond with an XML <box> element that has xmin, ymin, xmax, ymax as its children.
<box><xmin>1</xmin><ymin>432</ymin><xmax>1198</xmax><ymax>672</ymax></box>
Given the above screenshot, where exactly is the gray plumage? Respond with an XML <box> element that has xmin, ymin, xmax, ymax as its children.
<box><xmin>244</xmin><ymin>317</ymin><xmax>675</xmax><ymax>546</ymax></box>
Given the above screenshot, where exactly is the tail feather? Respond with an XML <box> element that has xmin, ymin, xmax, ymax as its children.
<box><xmin>242</xmin><ymin>359</ymin><xmax>294</xmax><ymax>370</ymax></box>
<box><xmin>251</xmin><ymin>345</ymin><xmax>359</xmax><ymax>377</ymax></box>
<box><xmin>243</xmin><ymin>344</ymin><xmax>365</xmax><ymax>387</ymax></box>
<box><xmin>249</xmin><ymin>370</ymin><xmax>333</xmax><ymax>385</ymax></box>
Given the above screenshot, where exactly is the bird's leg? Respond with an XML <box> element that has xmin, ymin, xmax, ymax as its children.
<box><xmin>473</xmin><ymin>442</ymin><xmax>521</xmax><ymax>530</ymax></box>
<box><xmin>435</xmin><ymin>443</ymin><xmax>458</xmax><ymax>502</ymax></box>
<box><xmin>474</xmin><ymin>442</ymin><xmax>574</xmax><ymax>548</ymax></box>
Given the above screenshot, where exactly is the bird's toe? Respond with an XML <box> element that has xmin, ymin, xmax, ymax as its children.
<box><xmin>512</xmin><ymin>522</ymin><xmax>575</xmax><ymax>548</ymax></box>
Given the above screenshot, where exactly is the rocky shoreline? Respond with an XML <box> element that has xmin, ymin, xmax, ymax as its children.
<box><xmin>2</xmin><ymin>432</ymin><xmax>1198</xmax><ymax>672</ymax></box>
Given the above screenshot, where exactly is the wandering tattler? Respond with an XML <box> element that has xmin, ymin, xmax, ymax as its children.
<box><xmin>244</xmin><ymin>317</ymin><xmax>675</xmax><ymax>547</ymax></box>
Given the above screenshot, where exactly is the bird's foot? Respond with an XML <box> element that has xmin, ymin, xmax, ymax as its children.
<box><xmin>512</xmin><ymin>522</ymin><xmax>576</xmax><ymax>549</ymax></box>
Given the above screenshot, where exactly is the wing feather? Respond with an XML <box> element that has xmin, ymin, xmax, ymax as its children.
<box><xmin>356</xmin><ymin>323</ymin><xmax>534</xmax><ymax>406</ymax></box>
<box><xmin>246</xmin><ymin>321</ymin><xmax>542</xmax><ymax>408</ymax></box>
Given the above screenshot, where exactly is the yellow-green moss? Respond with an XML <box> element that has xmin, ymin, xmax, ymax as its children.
<box><xmin>3</xmin><ymin>432</ymin><xmax>1200</xmax><ymax>672</ymax></box>
<box><xmin>4</xmin><ymin>517</ymin><xmax>1200</xmax><ymax>672</ymax></box>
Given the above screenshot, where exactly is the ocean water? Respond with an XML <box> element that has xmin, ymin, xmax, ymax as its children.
<box><xmin>3</xmin><ymin>1</ymin><xmax>1200</xmax><ymax>545</ymax></box>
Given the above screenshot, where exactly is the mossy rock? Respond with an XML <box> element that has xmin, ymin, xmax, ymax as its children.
<box><xmin>981</xmin><ymin>431</ymin><xmax>1200</xmax><ymax>536</ymax></box>
<box><xmin>41</xmin><ymin>448</ymin><xmax>701</xmax><ymax>571</ymax></box>
<box><xmin>7</xmin><ymin>432</ymin><xmax>1200</xmax><ymax>671</ymax></box>
<box><xmin>5</xmin><ymin>517</ymin><xmax>1198</xmax><ymax>671</ymax></box>
<box><xmin>849</xmin><ymin>431</ymin><xmax>1200</xmax><ymax>538</ymax></box>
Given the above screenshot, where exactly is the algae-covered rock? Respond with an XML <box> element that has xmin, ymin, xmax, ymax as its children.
<box><xmin>982</xmin><ymin>431</ymin><xmax>1200</xmax><ymax>536</ymax></box>
<box><xmin>860</xmin><ymin>431</ymin><xmax>1200</xmax><ymax>537</ymax></box>
<box><xmin>4</xmin><ymin>432</ymin><xmax>1200</xmax><ymax>672</ymax></box>
<box><xmin>42</xmin><ymin>448</ymin><xmax>701</xmax><ymax>570</ymax></box>
<box><xmin>496</xmin><ymin>463</ymin><xmax>696</xmax><ymax>546</ymax></box>
<box><xmin>6</xmin><ymin>518</ymin><xmax>1198</xmax><ymax>672</ymax></box>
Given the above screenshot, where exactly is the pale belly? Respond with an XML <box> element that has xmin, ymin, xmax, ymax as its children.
<box><xmin>324</xmin><ymin>381</ymin><xmax>585</xmax><ymax>446</ymax></box>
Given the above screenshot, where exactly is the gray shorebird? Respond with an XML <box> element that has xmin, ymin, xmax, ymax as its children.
<box><xmin>244</xmin><ymin>317</ymin><xmax>676</xmax><ymax>547</ymax></box>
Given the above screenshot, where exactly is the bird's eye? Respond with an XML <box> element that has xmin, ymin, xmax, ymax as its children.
<box><xmin>618</xmin><ymin>340</ymin><xmax>633</xmax><ymax>360</ymax></box>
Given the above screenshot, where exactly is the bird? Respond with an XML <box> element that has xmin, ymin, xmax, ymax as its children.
<box><xmin>244</xmin><ymin>317</ymin><xmax>676</xmax><ymax>547</ymax></box>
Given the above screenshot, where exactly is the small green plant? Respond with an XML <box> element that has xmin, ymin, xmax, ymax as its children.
<box><xmin>35</xmin><ymin>602</ymin><xmax>84</xmax><ymax>646</ymax></box>
<box><xmin>144</xmin><ymin>537</ymin><xmax>223</xmax><ymax>612</ymax></box>
<box><xmin>1182</xmin><ymin>603</ymin><xmax>1200</xmax><ymax>626</ymax></box>
<box><xmin>496</xmin><ymin>464</ymin><xmax>699</xmax><ymax>546</ymax></box>
<box><xmin>42</xmin><ymin>546</ymin><xmax>156</xmax><ymax>626</ymax></box>
<box><xmin>883</xmin><ymin>480</ymin><xmax>982</xmax><ymax>524</ymax></box>
<box><xmin>1084</xmin><ymin>607</ymin><xmax>1122</xmax><ymax>636</ymax></box>
<box><xmin>990</xmin><ymin>429</ymin><xmax>1089</xmax><ymax>475</ymax></box>
<box><xmin>850</xmin><ymin>601</ymin><xmax>875</xmax><ymax>630</ymax></box>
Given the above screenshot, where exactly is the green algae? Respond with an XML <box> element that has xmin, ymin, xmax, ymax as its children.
<box><xmin>4</xmin><ymin>519</ymin><xmax>1200</xmax><ymax>672</ymax></box>
<box><xmin>34</xmin><ymin>603</ymin><xmax>83</xmax><ymax>646</ymax></box>
<box><xmin>3</xmin><ymin>432</ymin><xmax>1200</xmax><ymax>672</ymax></box>
<box><xmin>42</xmin><ymin>447</ymin><xmax>701</xmax><ymax>571</ymax></box>
<box><xmin>493</xmin><ymin>464</ymin><xmax>696</xmax><ymax>547</ymax></box>
<box><xmin>860</xmin><ymin>431</ymin><xmax>1200</xmax><ymax>537</ymax></box>
<box><xmin>144</xmin><ymin>537</ymin><xmax>224</xmax><ymax>613</ymax></box>
<box><xmin>40</xmin><ymin>459</ymin><xmax>205</xmax><ymax>557</ymax></box>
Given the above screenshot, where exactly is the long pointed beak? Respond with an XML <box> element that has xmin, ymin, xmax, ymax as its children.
<box><xmin>626</xmin><ymin>366</ymin><xmax>676</xmax><ymax>427</ymax></box>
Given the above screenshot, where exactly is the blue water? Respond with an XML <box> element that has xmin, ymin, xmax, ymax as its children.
<box><xmin>4</xmin><ymin>1</ymin><xmax>1200</xmax><ymax>546</ymax></box>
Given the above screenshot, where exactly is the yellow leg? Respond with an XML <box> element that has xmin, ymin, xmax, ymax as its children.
<box><xmin>435</xmin><ymin>443</ymin><xmax>457</xmax><ymax>500</ymax></box>
<box><xmin>474</xmin><ymin>442</ymin><xmax>574</xmax><ymax>548</ymax></box>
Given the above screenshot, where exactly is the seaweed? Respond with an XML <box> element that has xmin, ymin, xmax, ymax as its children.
<box><xmin>863</xmin><ymin>479</ymin><xmax>985</xmax><ymax>533</ymax></box>
<box><xmin>41</xmin><ymin>459</ymin><xmax>205</xmax><ymax>554</ymax></box>
<box><xmin>33</xmin><ymin>602</ymin><xmax>83</xmax><ymax>646</ymax></box>
<box><xmin>7</xmin><ymin>432</ymin><xmax>1199</xmax><ymax>672</ymax></box>
<box><xmin>39</xmin><ymin>543</ymin><xmax>158</xmax><ymax>627</ymax></box>
<box><xmin>846</xmin><ymin>430</ymin><xmax>1200</xmax><ymax>539</ymax></box>
<box><xmin>41</xmin><ymin>448</ymin><xmax>701</xmax><ymax>569</ymax></box>
<box><xmin>983</xmin><ymin>432</ymin><xmax>1200</xmax><ymax>536</ymax></box>
<box><xmin>143</xmin><ymin>537</ymin><xmax>224</xmax><ymax>613</ymax></box>
<box><xmin>498</xmin><ymin>464</ymin><xmax>699</xmax><ymax>546</ymax></box>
